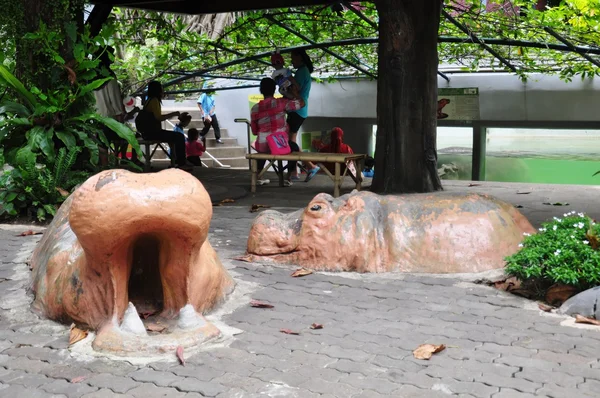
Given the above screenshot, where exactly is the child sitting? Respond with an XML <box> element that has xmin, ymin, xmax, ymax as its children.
<box><xmin>270</xmin><ymin>51</ymin><xmax>293</xmax><ymax>96</ymax></box>
<box><xmin>185</xmin><ymin>128</ymin><xmax>206</xmax><ymax>166</ymax></box>
<box><xmin>173</xmin><ymin>112</ymin><xmax>192</xmax><ymax>135</ymax></box>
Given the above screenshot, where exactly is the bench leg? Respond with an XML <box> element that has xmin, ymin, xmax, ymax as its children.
<box><xmin>277</xmin><ymin>160</ymin><xmax>284</xmax><ymax>187</ymax></box>
<box><xmin>144</xmin><ymin>143</ymin><xmax>151</xmax><ymax>172</ymax></box>
<box><xmin>355</xmin><ymin>160</ymin><xmax>363</xmax><ymax>191</ymax></box>
<box><xmin>251</xmin><ymin>159</ymin><xmax>257</xmax><ymax>193</ymax></box>
<box><xmin>334</xmin><ymin>162</ymin><xmax>341</xmax><ymax>198</ymax></box>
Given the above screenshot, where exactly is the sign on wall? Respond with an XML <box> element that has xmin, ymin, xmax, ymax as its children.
<box><xmin>437</xmin><ymin>88</ymin><xmax>480</xmax><ymax>121</ymax></box>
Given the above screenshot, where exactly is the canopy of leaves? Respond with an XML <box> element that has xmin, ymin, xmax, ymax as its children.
<box><xmin>104</xmin><ymin>0</ymin><xmax>600</xmax><ymax>96</ymax></box>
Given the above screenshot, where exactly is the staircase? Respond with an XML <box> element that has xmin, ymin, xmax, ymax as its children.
<box><xmin>155</xmin><ymin>107</ymin><xmax>249</xmax><ymax>169</ymax></box>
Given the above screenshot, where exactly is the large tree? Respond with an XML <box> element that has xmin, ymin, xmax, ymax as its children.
<box><xmin>371</xmin><ymin>0</ymin><xmax>443</xmax><ymax>193</ymax></box>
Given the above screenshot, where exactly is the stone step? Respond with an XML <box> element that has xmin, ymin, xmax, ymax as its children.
<box><xmin>204</xmin><ymin>137</ymin><xmax>238</xmax><ymax>148</ymax></box>
<box><xmin>202</xmin><ymin>157</ymin><xmax>249</xmax><ymax>169</ymax></box>
<box><xmin>204</xmin><ymin>146</ymin><xmax>247</xmax><ymax>158</ymax></box>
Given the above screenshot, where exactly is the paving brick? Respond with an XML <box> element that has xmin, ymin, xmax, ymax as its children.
<box><xmin>3</xmin><ymin>356</ymin><xmax>54</xmax><ymax>373</ymax></box>
<box><xmin>493</xmin><ymin>355</ymin><xmax>555</xmax><ymax>371</ymax></box>
<box><xmin>0</xmin><ymin>370</ymin><xmax>51</xmax><ymax>388</ymax></box>
<box><xmin>474</xmin><ymin>373</ymin><xmax>542</xmax><ymax>393</ymax></box>
<box><xmin>515</xmin><ymin>367</ymin><xmax>584</xmax><ymax>388</ymax></box>
<box><xmin>536</xmin><ymin>383</ymin><xmax>585</xmax><ymax>398</ymax></box>
<box><xmin>298</xmin><ymin>377</ymin><xmax>360</xmax><ymax>396</ymax></box>
<box><xmin>434</xmin><ymin>378</ymin><xmax>499</xmax><ymax>397</ymax></box>
<box><xmin>85</xmin><ymin>373</ymin><xmax>141</xmax><ymax>393</ymax></box>
<box><xmin>339</xmin><ymin>373</ymin><xmax>401</xmax><ymax>394</ymax></box>
<box><xmin>170</xmin><ymin>365</ymin><xmax>225</xmax><ymax>382</ymax></box>
<box><xmin>552</xmin><ymin>363</ymin><xmax>600</xmax><ymax>381</ymax></box>
<box><xmin>318</xmin><ymin>345</ymin><xmax>373</xmax><ymax>362</ymax></box>
<box><xmin>477</xmin><ymin>342</ymin><xmax>537</xmax><ymax>358</ymax></box>
<box><xmin>0</xmin><ymin>384</ymin><xmax>63</xmax><ymax>398</ymax></box>
<box><xmin>170</xmin><ymin>377</ymin><xmax>227</xmax><ymax>396</ymax></box>
<box><xmin>391</xmin><ymin>385</ymin><xmax>450</xmax><ymax>397</ymax></box>
<box><xmin>40</xmin><ymin>379</ymin><xmax>99</xmax><ymax>397</ymax></box>
<box><xmin>251</xmin><ymin>367</ymin><xmax>307</xmax><ymax>387</ymax></box>
<box><xmin>127</xmin><ymin>384</ymin><xmax>187</xmax><ymax>397</ymax></box>
<box><xmin>81</xmin><ymin>388</ymin><xmax>134</xmax><ymax>398</ymax></box>
<box><xmin>577</xmin><ymin>379</ymin><xmax>600</xmax><ymax>396</ymax></box>
<box><xmin>127</xmin><ymin>368</ymin><xmax>182</xmax><ymax>387</ymax></box>
<box><xmin>42</xmin><ymin>365</ymin><xmax>93</xmax><ymax>381</ymax></box>
<box><xmin>492</xmin><ymin>388</ymin><xmax>539</xmax><ymax>397</ymax></box>
<box><xmin>534</xmin><ymin>349</ymin><xmax>595</xmax><ymax>365</ymax></box>
<box><xmin>385</xmin><ymin>371</ymin><xmax>440</xmax><ymax>389</ymax></box>
<box><xmin>419</xmin><ymin>364</ymin><xmax>479</xmax><ymax>382</ymax></box>
<box><xmin>3</xmin><ymin>346</ymin><xmax>66</xmax><ymax>362</ymax></box>
<box><xmin>84</xmin><ymin>360</ymin><xmax>139</xmax><ymax>377</ymax></box>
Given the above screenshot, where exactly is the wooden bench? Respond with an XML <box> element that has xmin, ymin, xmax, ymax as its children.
<box><xmin>245</xmin><ymin>152</ymin><xmax>367</xmax><ymax>198</ymax></box>
<box><xmin>137</xmin><ymin>138</ymin><xmax>175</xmax><ymax>172</ymax></box>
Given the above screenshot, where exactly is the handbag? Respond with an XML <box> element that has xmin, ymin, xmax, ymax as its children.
<box><xmin>266</xmin><ymin>132</ymin><xmax>291</xmax><ymax>155</ymax></box>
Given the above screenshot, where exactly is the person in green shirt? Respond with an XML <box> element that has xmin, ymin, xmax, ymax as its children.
<box><xmin>287</xmin><ymin>49</ymin><xmax>320</xmax><ymax>182</ymax></box>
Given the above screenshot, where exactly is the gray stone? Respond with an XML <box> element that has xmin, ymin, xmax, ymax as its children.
<box><xmin>85</xmin><ymin>374</ymin><xmax>141</xmax><ymax>393</ymax></box>
<box><xmin>40</xmin><ymin>379</ymin><xmax>99</xmax><ymax>398</ymax></box>
<box><xmin>0</xmin><ymin>384</ymin><xmax>64</xmax><ymax>398</ymax></box>
<box><xmin>170</xmin><ymin>378</ymin><xmax>226</xmax><ymax>396</ymax></box>
<box><xmin>81</xmin><ymin>388</ymin><xmax>134</xmax><ymax>398</ymax></box>
<box><xmin>127</xmin><ymin>368</ymin><xmax>182</xmax><ymax>387</ymax></box>
<box><xmin>559</xmin><ymin>286</ymin><xmax>600</xmax><ymax>319</ymax></box>
<box><xmin>127</xmin><ymin>384</ymin><xmax>187</xmax><ymax>397</ymax></box>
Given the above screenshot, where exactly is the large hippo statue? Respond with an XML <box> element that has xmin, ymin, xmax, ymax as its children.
<box><xmin>30</xmin><ymin>169</ymin><xmax>234</xmax><ymax>355</ymax></box>
<box><xmin>246</xmin><ymin>190</ymin><xmax>535</xmax><ymax>273</ymax></box>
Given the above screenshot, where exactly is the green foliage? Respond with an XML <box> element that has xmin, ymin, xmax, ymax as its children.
<box><xmin>0</xmin><ymin>19</ymin><xmax>141</xmax><ymax>222</ymax></box>
<box><xmin>0</xmin><ymin>146</ymin><xmax>89</xmax><ymax>221</ymax></box>
<box><xmin>505</xmin><ymin>211</ymin><xmax>600</xmax><ymax>295</ymax></box>
<box><xmin>104</xmin><ymin>0</ymin><xmax>600</xmax><ymax>94</ymax></box>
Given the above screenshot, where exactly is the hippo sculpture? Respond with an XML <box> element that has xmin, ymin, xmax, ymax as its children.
<box><xmin>30</xmin><ymin>169</ymin><xmax>234</xmax><ymax>355</ymax></box>
<box><xmin>246</xmin><ymin>190</ymin><xmax>535</xmax><ymax>273</ymax></box>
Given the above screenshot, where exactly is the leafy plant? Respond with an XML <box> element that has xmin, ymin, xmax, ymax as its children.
<box><xmin>0</xmin><ymin>146</ymin><xmax>89</xmax><ymax>221</ymax></box>
<box><xmin>505</xmin><ymin>211</ymin><xmax>600</xmax><ymax>296</ymax></box>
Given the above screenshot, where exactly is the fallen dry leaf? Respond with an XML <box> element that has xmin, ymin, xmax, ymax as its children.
<box><xmin>310</xmin><ymin>323</ymin><xmax>323</xmax><ymax>330</ymax></box>
<box><xmin>176</xmin><ymin>345</ymin><xmax>185</xmax><ymax>366</ymax></box>
<box><xmin>280</xmin><ymin>329</ymin><xmax>300</xmax><ymax>335</ymax></box>
<box><xmin>413</xmin><ymin>344</ymin><xmax>446</xmax><ymax>360</ymax></box>
<box><xmin>493</xmin><ymin>276</ymin><xmax>522</xmax><ymax>292</ymax></box>
<box><xmin>468</xmin><ymin>183</ymin><xmax>481</xmax><ymax>187</ymax></box>
<box><xmin>516</xmin><ymin>191</ymin><xmax>531</xmax><ymax>195</ymax></box>
<box><xmin>69</xmin><ymin>324</ymin><xmax>88</xmax><ymax>346</ymax></box>
<box><xmin>70</xmin><ymin>376</ymin><xmax>87</xmax><ymax>383</ymax></box>
<box><xmin>575</xmin><ymin>315</ymin><xmax>600</xmax><ymax>326</ymax></box>
<box><xmin>538</xmin><ymin>303</ymin><xmax>554</xmax><ymax>312</ymax></box>
<box><xmin>56</xmin><ymin>187</ymin><xmax>70</xmax><ymax>197</ymax></box>
<box><xmin>250</xmin><ymin>204</ymin><xmax>271</xmax><ymax>213</ymax></box>
<box><xmin>291</xmin><ymin>268</ymin><xmax>313</xmax><ymax>278</ymax></box>
<box><xmin>546</xmin><ymin>284</ymin><xmax>578</xmax><ymax>307</ymax></box>
<box><xmin>146</xmin><ymin>322</ymin><xmax>167</xmax><ymax>333</ymax></box>
<box><xmin>63</xmin><ymin>65</ymin><xmax>77</xmax><ymax>85</ymax></box>
<box><xmin>17</xmin><ymin>230</ymin><xmax>43</xmax><ymax>237</ymax></box>
<box><xmin>250</xmin><ymin>300</ymin><xmax>274</xmax><ymax>309</ymax></box>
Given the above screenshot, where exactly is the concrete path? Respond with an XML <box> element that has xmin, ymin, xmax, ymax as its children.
<box><xmin>0</xmin><ymin>170</ymin><xmax>599</xmax><ymax>397</ymax></box>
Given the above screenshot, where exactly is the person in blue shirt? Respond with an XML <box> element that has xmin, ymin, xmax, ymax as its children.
<box><xmin>286</xmin><ymin>49</ymin><xmax>319</xmax><ymax>181</ymax></box>
<box><xmin>197</xmin><ymin>90</ymin><xmax>223</xmax><ymax>144</ymax></box>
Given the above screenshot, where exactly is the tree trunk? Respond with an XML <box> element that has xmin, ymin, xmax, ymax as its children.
<box><xmin>371</xmin><ymin>0</ymin><xmax>443</xmax><ymax>194</ymax></box>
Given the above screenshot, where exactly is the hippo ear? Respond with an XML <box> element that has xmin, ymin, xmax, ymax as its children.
<box><xmin>341</xmin><ymin>195</ymin><xmax>364</xmax><ymax>212</ymax></box>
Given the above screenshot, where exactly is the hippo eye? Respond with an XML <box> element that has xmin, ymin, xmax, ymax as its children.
<box><xmin>310</xmin><ymin>204</ymin><xmax>322</xmax><ymax>211</ymax></box>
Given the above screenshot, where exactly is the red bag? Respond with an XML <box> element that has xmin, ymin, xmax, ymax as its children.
<box><xmin>266</xmin><ymin>132</ymin><xmax>291</xmax><ymax>155</ymax></box>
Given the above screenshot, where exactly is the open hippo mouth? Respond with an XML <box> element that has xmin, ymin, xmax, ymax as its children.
<box><xmin>30</xmin><ymin>169</ymin><xmax>234</xmax><ymax>356</ymax></box>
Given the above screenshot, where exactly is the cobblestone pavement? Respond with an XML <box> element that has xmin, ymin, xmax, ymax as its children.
<box><xmin>1</xmin><ymin>201</ymin><xmax>600</xmax><ymax>397</ymax></box>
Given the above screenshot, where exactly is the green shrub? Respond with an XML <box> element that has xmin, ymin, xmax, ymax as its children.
<box><xmin>0</xmin><ymin>146</ymin><xmax>90</xmax><ymax>221</ymax></box>
<box><xmin>505</xmin><ymin>211</ymin><xmax>600</xmax><ymax>295</ymax></box>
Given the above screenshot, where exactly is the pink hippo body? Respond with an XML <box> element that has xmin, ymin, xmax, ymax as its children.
<box><xmin>246</xmin><ymin>191</ymin><xmax>535</xmax><ymax>273</ymax></box>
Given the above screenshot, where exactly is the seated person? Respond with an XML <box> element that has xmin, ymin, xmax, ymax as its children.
<box><xmin>250</xmin><ymin>77</ymin><xmax>305</xmax><ymax>186</ymax></box>
<box><xmin>319</xmin><ymin>127</ymin><xmax>355</xmax><ymax>175</ymax></box>
<box><xmin>173</xmin><ymin>112</ymin><xmax>192</xmax><ymax>135</ymax></box>
<box><xmin>185</xmin><ymin>128</ymin><xmax>205</xmax><ymax>167</ymax></box>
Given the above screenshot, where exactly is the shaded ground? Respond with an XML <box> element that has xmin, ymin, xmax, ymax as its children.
<box><xmin>0</xmin><ymin>169</ymin><xmax>599</xmax><ymax>397</ymax></box>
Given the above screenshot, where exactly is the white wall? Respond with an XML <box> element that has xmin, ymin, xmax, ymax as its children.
<box><xmin>164</xmin><ymin>73</ymin><xmax>600</xmax><ymax>154</ymax></box>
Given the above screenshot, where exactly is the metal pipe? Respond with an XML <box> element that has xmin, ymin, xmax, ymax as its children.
<box><xmin>544</xmin><ymin>27</ymin><xmax>600</xmax><ymax>69</ymax></box>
